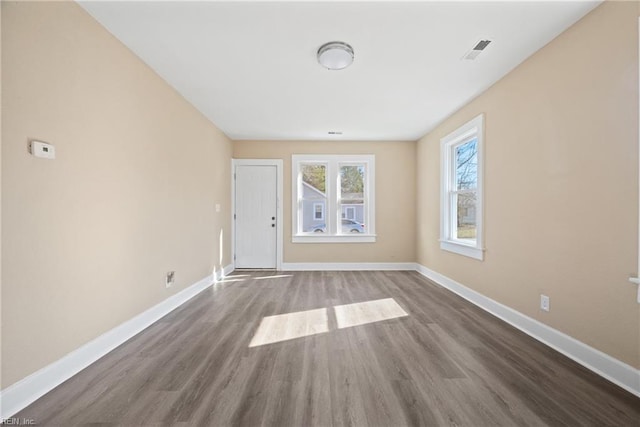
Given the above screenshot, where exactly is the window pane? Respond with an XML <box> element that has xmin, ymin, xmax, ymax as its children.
<box><xmin>301</xmin><ymin>164</ymin><xmax>326</xmax><ymax>198</ymax></box>
<box><xmin>300</xmin><ymin>164</ymin><xmax>327</xmax><ymax>233</ymax></box>
<box><xmin>340</xmin><ymin>164</ymin><xmax>365</xmax><ymax>200</ymax></box>
<box><xmin>456</xmin><ymin>192</ymin><xmax>477</xmax><ymax>241</ymax></box>
<box><xmin>456</xmin><ymin>139</ymin><xmax>477</xmax><ymax>190</ymax></box>
<box><xmin>339</xmin><ymin>164</ymin><xmax>366</xmax><ymax>234</ymax></box>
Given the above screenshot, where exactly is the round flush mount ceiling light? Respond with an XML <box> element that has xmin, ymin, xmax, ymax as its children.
<box><xmin>317</xmin><ymin>41</ymin><xmax>354</xmax><ymax>70</ymax></box>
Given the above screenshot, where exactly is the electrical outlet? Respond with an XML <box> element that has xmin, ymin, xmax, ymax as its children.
<box><xmin>540</xmin><ymin>294</ymin><xmax>550</xmax><ymax>312</ymax></box>
<box><xmin>166</xmin><ymin>271</ymin><xmax>175</xmax><ymax>288</ymax></box>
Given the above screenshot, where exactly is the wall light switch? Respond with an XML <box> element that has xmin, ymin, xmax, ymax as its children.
<box><xmin>215</xmin><ymin>204</ymin><xmax>221</xmax><ymax>213</ymax></box>
<box><xmin>30</xmin><ymin>140</ymin><xmax>55</xmax><ymax>159</ymax></box>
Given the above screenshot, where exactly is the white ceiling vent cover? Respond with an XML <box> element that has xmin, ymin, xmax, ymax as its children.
<box><xmin>463</xmin><ymin>39</ymin><xmax>492</xmax><ymax>60</ymax></box>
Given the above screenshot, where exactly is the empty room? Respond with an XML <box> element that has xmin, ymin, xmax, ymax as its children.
<box><xmin>1</xmin><ymin>0</ymin><xmax>640</xmax><ymax>425</ymax></box>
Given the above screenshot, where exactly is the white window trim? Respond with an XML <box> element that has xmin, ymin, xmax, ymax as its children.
<box><xmin>313</xmin><ymin>202</ymin><xmax>325</xmax><ymax>221</ymax></box>
<box><xmin>292</xmin><ymin>154</ymin><xmax>376</xmax><ymax>243</ymax></box>
<box><xmin>440</xmin><ymin>114</ymin><xmax>484</xmax><ymax>260</ymax></box>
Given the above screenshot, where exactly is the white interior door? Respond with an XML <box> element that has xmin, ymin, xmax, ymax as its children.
<box><xmin>235</xmin><ymin>165</ymin><xmax>277</xmax><ymax>268</ymax></box>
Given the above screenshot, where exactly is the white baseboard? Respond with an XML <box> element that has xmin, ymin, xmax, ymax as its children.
<box><xmin>218</xmin><ymin>263</ymin><xmax>235</xmax><ymax>280</ymax></box>
<box><xmin>225</xmin><ymin>264</ymin><xmax>235</xmax><ymax>276</ymax></box>
<box><xmin>281</xmin><ymin>262</ymin><xmax>417</xmax><ymax>271</ymax></box>
<box><xmin>0</xmin><ymin>264</ymin><xmax>233</xmax><ymax>419</ymax></box>
<box><xmin>415</xmin><ymin>264</ymin><xmax>640</xmax><ymax>398</ymax></box>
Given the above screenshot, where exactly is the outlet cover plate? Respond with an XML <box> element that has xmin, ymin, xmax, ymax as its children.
<box><xmin>540</xmin><ymin>294</ymin><xmax>550</xmax><ymax>312</ymax></box>
<box><xmin>166</xmin><ymin>271</ymin><xmax>175</xmax><ymax>288</ymax></box>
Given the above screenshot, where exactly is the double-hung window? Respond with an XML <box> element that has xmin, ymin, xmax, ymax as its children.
<box><xmin>292</xmin><ymin>154</ymin><xmax>375</xmax><ymax>243</ymax></box>
<box><xmin>440</xmin><ymin>114</ymin><xmax>484</xmax><ymax>260</ymax></box>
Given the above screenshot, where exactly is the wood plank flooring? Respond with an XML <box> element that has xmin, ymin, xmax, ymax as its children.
<box><xmin>15</xmin><ymin>271</ymin><xmax>640</xmax><ymax>426</ymax></box>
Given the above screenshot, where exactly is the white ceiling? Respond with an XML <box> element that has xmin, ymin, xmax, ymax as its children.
<box><xmin>79</xmin><ymin>1</ymin><xmax>601</xmax><ymax>141</ymax></box>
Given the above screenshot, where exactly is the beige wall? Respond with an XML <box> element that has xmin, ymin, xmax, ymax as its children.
<box><xmin>417</xmin><ymin>1</ymin><xmax>639</xmax><ymax>368</ymax></box>
<box><xmin>233</xmin><ymin>140</ymin><xmax>416</xmax><ymax>263</ymax></box>
<box><xmin>1</xmin><ymin>1</ymin><xmax>232</xmax><ymax>388</ymax></box>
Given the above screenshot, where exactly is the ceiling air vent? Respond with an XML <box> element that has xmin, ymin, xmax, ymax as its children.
<box><xmin>463</xmin><ymin>39</ymin><xmax>492</xmax><ymax>60</ymax></box>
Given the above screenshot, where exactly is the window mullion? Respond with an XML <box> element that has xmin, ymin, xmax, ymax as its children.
<box><xmin>327</xmin><ymin>160</ymin><xmax>336</xmax><ymax>235</ymax></box>
<box><xmin>337</xmin><ymin>161</ymin><xmax>342</xmax><ymax>234</ymax></box>
<box><xmin>297</xmin><ymin>166</ymin><xmax>303</xmax><ymax>234</ymax></box>
<box><xmin>449</xmin><ymin>191</ymin><xmax>457</xmax><ymax>240</ymax></box>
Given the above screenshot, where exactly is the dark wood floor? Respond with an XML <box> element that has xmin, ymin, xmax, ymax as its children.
<box><xmin>16</xmin><ymin>271</ymin><xmax>640</xmax><ymax>426</ymax></box>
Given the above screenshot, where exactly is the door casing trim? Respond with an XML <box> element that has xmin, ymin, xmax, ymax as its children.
<box><xmin>232</xmin><ymin>159</ymin><xmax>284</xmax><ymax>271</ymax></box>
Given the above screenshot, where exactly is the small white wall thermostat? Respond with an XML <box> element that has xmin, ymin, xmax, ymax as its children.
<box><xmin>30</xmin><ymin>140</ymin><xmax>56</xmax><ymax>159</ymax></box>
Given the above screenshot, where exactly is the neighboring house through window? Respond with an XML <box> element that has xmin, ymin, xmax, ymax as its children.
<box><xmin>440</xmin><ymin>114</ymin><xmax>484</xmax><ymax>260</ymax></box>
<box><xmin>292</xmin><ymin>154</ymin><xmax>375</xmax><ymax>243</ymax></box>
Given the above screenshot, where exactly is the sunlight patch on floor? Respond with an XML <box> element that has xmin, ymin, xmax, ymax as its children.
<box><xmin>334</xmin><ymin>298</ymin><xmax>408</xmax><ymax>329</ymax></box>
<box><xmin>249</xmin><ymin>308</ymin><xmax>329</xmax><ymax>347</ymax></box>
<box><xmin>249</xmin><ymin>298</ymin><xmax>410</xmax><ymax>347</ymax></box>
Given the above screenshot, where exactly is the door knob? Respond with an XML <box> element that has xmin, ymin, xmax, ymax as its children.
<box><xmin>271</xmin><ymin>217</ymin><xmax>275</xmax><ymax>220</ymax></box>
<box><xmin>272</xmin><ymin>224</ymin><xmax>275</xmax><ymax>227</ymax></box>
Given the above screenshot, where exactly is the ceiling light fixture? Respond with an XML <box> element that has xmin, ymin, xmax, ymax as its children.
<box><xmin>317</xmin><ymin>41</ymin><xmax>354</xmax><ymax>70</ymax></box>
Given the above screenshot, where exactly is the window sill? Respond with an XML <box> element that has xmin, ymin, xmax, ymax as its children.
<box><xmin>293</xmin><ymin>234</ymin><xmax>377</xmax><ymax>243</ymax></box>
<box><xmin>440</xmin><ymin>240</ymin><xmax>484</xmax><ymax>260</ymax></box>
